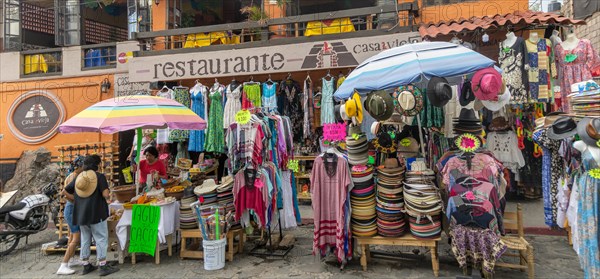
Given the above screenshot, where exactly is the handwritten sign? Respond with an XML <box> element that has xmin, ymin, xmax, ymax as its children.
<box><xmin>287</xmin><ymin>159</ymin><xmax>299</xmax><ymax>172</ymax></box>
<box><xmin>323</xmin><ymin>123</ymin><xmax>347</xmax><ymax>142</ymax></box>
<box><xmin>129</xmin><ymin>204</ymin><xmax>160</xmax><ymax>256</ymax></box>
<box><xmin>235</xmin><ymin>110</ymin><xmax>251</xmax><ymax>124</ymax></box>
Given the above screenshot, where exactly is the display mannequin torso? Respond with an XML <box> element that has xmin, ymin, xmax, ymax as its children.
<box><xmin>561</xmin><ymin>33</ymin><xmax>580</xmax><ymax>50</ymax></box>
<box><xmin>503</xmin><ymin>32</ymin><xmax>517</xmax><ymax>48</ymax></box>
<box><xmin>528</xmin><ymin>32</ymin><xmax>540</xmax><ymax>44</ymax></box>
<box><xmin>573</xmin><ymin>141</ymin><xmax>600</xmax><ymax>164</ymax></box>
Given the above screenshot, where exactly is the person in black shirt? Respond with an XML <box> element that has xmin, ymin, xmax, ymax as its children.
<box><xmin>65</xmin><ymin>155</ymin><xmax>119</xmax><ymax>276</ymax></box>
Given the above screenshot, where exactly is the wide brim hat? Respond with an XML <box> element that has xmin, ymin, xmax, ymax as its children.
<box><xmin>394</xmin><ymin>85</ymin><xmax>424</xmax><ymax>117</ymax></box>
<box><xmin>488</xmin><ymin>116</ymin><xmax>510</xmax><ymax>132</ymax></box>
<box><xmin>397</xmin><ymin>137</ymin><xmax>419</xmax><ymax>157</ymax></box>
<box><xmin>379</xmin><ymin>158</ymin><xmax>404</xmax><ymax>173</ymax></box>
<box><xmin>345</xmin><ymin>92</ymin><xmax>364</xmax><ymax>124</ymax></box>
<box><xmin>459</xmin><ymin>80</ymin><xmax>475</xmax><ymax>106</ymax></box>
<box><xmin>194</xmin><ymin>178</ymin><xmax>219</xmax><ymax>196</ymax></box>
<box><xmin>366</xmin><ymin>90</ymin><xmax>395</xmax><ymax>121</ymax></box>
<box><xmin>534</xmin><ymin>117</ymin><xmax>546</xmax><ymax>130</ymax></box>
<box><xmin>454</xmin><ymin>108</ymin><xmax>480</xmax><ymax>122</ymax></box>
<box><xmin>576</xmin><ymin>117</ymin><xmax>600</xmax><ymax>146</ymax></box>
<box><xmin>471</xmin><ymin>67</ymin><xmax>503</xmax><ymax>101</ymax></box>
<box><xmin>547</xmin><ymin>116</ymin><xmax>578</xmax><ymax>140</ymax></box>
<box><xmin>481</xmin><ymin>87</ymin><xmax>511</xmax><ymax>111</ymax></box>
<box><xmin>427</xmin><ymin>76</ymin><xmax>453</xmax><ymax>107</ymax></box>
<box><xmin>370</xmin><ymin>122</ymin><xmax>381</xmax><ymax>135</ymax></box>
<box><xmin>75</xmin><ymin>170</ymin><xmax>97</xmax><ymax>198</ymax></box>
<box><xmin>373</xmin><ymin>132</ymin><xmax>397</xmax><ymax>153</ymax></box>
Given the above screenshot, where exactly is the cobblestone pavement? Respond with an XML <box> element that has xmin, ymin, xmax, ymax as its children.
<box><xmin>0</xmin><ymin>225</ymin><xmax>584</xmax><ymax>279</ymax></box>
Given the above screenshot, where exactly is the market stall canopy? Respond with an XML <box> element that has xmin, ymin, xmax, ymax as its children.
<box><xmin>59</xmin><ymin>95</ymin><xmax>206</xmax><ymax>134</ymax></box>
<box><xmin>418</xmin><ymin>10</ymin><xmax>586</xmax><ymax>39</ymax></box>
<box><xmin>334</xmin><ymin>41</ymin><xmax>495</xmax><ymax>100</ymax></box>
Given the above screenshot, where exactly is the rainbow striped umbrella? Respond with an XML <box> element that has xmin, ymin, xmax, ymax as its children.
<box><xmin>59</xmin><ymin>95</ymin><xmax>206</xmax><ymax>134</ymax></box>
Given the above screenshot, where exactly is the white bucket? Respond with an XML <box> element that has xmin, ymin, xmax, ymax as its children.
<box><xmin>203</xmin><ymin>238</ymin><xmax>226</xmax><ymax>270</ymax></box>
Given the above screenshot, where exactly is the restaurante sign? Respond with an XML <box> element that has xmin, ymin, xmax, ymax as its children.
<box><xmin>128</xmin><ymin>32</ymin><xmax>421</xmax><ymax>82</ymax></box>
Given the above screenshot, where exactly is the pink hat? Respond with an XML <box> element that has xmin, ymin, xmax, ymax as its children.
<box><xmin>471</xmin><ymin>67</ymin><xmax>502</xmax><ymax>101</ymax></box>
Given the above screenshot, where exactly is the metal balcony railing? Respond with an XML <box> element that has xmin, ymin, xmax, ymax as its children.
<box><xmin>21</xmin><ymin>48</ymin><xmax>63</xmax><ymax>77</ymax></box>
<box><xmin>81</xmin><ymin>43</ymin><xmax>117</xmax><ymax>70</ymax></box>
<box><xmin>132</xmin><ymin>2</ymin><xmax>419</xmax><ymax>54</ymax></box>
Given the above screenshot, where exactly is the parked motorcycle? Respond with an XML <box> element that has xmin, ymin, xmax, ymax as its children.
<box><xmin>0</xmin><ymin>183</ymin><xmax>59</xmax><ymax>256</ymax></box>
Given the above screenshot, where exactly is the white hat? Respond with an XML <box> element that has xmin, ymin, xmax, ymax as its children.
<box><xmin>340</xmin><ymin>104</ymin><xmax>350</xmax><ymax>121</ymax></box>
<box><xmin>481</xmin><ymin>88</ymin><xmax>511</xmax><ymax>111</ymax></box>
<box><xmin>194</xmin><ymin>179</ymin><xmax>219</xmax><ymax>196</ymax></box>
<box><xmin>398</xmin><ymin>90</ymin><xmax>416</xmax><ymax>111</ymax></box>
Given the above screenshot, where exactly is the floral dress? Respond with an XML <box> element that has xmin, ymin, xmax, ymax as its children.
<box><xmin>499</xmin><ymin>37</ymin><xmax>529</xmax><ymax>104</ymax></box>
<box><xmin>204</xmin><ymin>86</ymin><xmax>225</xmax><ymax>153</ymax></box>
<box><xmin>575</xmin><ymin>148</ymin><xmax>599</xmax><ymax>279</ymax></box>
<box><xmin>188</xmin><ymin>85</ymin><xmax>207</xmax><ymax>152</ymax></box>
<box><xmin>169</xmin><ymin>87</ymin><xmax>191</xmax><ymax>142</ymax></box>
<box><xmin>533</xmin><ymin>128</ymin><xmax>563</xmax><ymax>227</ymax></box>
<box><xmin>223</xmin><ymin>83</ymin><xmax>242</xmax><ymax>129</ymax></box>
<box><xmin>554</xmin><ymin>39</ymin><xmax>599</xmax><ymax>113</ymax></box>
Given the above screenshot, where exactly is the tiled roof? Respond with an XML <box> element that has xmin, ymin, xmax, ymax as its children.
<box><xmin>419</xmin><ymin>10</ymin><xmax>586</xmax><ymax>38</ymax></box>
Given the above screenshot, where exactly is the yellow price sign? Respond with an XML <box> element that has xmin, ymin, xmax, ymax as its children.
<box><xmin>235</xmin><ymin>110</ymin><xmax>251</xmax><ymax>124</ymax></box>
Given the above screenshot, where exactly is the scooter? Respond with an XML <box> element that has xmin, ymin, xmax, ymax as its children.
<box><xmin>0</xmin><ymin>183</ymin><xmax>59</xmax><ymax>256</ymax></box>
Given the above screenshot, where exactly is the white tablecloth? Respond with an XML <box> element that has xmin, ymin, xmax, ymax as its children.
<box><xmin>111</xmin><ymin>201</ymin><xmax>180</xmax><ymax>250</ymax></box>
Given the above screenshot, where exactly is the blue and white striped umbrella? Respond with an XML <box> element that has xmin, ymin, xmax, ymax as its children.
<box><xmin>334</xmin><ymin>41</ymin><xmax>496</xmax><ymax>100</ymax></box>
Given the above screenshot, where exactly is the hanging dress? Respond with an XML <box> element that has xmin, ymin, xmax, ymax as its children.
<box><xmin>526</xmin><ymin>38</ymin><xmax>556</xmax><ymax>103</ymax></box>
<box><xmin>302</xmin><ymin>78</ymin><xmax>313</xmax><ymax>139</ymax></box>
<box><xmin>575</xmin><ymin>148</ymin><xmax>600</xmax><ymax>279</ymax></box>
<box><xmin>156</xmin><ymin>88</ymin><xmax>174</xmax><ymax>144</ymax></box>
<box><xmin>223</xmin><ymin>83</ymin><xmax>242</xmax><ymax>129</ymax></box>
<box><xmin>188</xmin><ymin>84</ymin><xmax>208</xmax><ymax>152</ymax></box>
<box><xmin>320</xmin><ymin>77</ymin><xmax>336</xmax><ymax>125</ymax></box>
<box><xmin>169</xmin><ymin>87</ymin><xmax>191</xmax><ymax>142</ymax></box>
<box><xmin>498</xmin><ymin>37</ymin><xmax>529</xmax><ymax>104</ymax></box>
<box><xmin>555</xmin><ymin>39</ymin><xmax>599</xmax><ymax>113</ymax></box>
<box><xmin>204</xmin><ymin>85</ymin><xmax>225</xmax><ymax>153</ymax></box>
<box><xmin>262</xmin><ymin>83</ymin><xmax>278</xmax><ymax>112</ymax></box>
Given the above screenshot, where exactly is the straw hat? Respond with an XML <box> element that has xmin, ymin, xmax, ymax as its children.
<box><xmin>194</xmin><ymin>179</ymin><xmax>219</xmax><ymax>196</ymax></box>
<box><xmin>75</xmin><ymin>170</ymin><xmax>97</xmax><ymax>198</ymax></box>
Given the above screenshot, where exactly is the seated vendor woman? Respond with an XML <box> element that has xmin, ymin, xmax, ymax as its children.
<box><xmin>138</xmin><ymin>146</ymin><xmax>167</xmax><ymax>188</ymax></box>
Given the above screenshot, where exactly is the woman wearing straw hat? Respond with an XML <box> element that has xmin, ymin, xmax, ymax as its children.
<box><xmin>64</xmin><ymin>155</ymin><xmax>119</xmax><ymax>276</ymax></box>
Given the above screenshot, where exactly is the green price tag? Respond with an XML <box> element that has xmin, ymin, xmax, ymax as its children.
<box><xmin>565</xmin><ymin>54</ymin><xmax>578</xmax><ymax>63</ymax></box>
<box><xmin>287</xmin><ymin>159</ymin><xmax>299</xmax><ymax>172</ymax></box>
<box><xmin>400</xmin><ymin>138</ymin><xmax>411</xmax><ymax>147</ymax></box>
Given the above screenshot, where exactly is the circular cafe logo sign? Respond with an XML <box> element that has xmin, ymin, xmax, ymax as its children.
<box><xmin>7</xmin><ymin>90</ymin><xmax>65</xmax><ymax>144</ymax></box>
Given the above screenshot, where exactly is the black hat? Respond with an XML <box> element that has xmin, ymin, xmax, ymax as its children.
<box><xmin>453</xmin><ymin>108</ymin><xmax>481</xmax><ymax>134</ymax></box>
<box><xmin>454</xmin><ymin>108</ymin><xmax>480</xmax><ymax>122</ymax></box>
<box><xmin>548</xmin><ymin>116</ymin><xmax>578</xmax><ymax>140</ymax></box>
<box><xmin>426</xmin><ymin>77</ymin><xmax>453</xmax><ymax>107</ymax></box>
<box><xmin>459</xmin><ymin>80</ymin><xmax>475</xmax><ymax>106</ymax></box>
